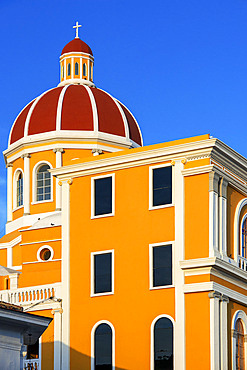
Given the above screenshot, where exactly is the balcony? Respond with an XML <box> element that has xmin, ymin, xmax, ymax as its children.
<box><xmin>23</xmin><ymin>358</ymin><xmax>40</xmax><ymax>369</ymax></box>
<box><xmin>238</xmin><ymin>255</ymin><xmax>247</xmax><ymax>271</ymax></box>
<box><xmin>0</xmin><ymin>282</ymin><xmax>62</xmax><ymax>306</ymax></box>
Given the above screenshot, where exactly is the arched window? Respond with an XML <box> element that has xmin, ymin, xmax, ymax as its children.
<box><xmin>36</xmin><ymin>164</ymin><xmax>51</xmax><ymax>202</ymax></box>
<box><xmin>154</xmin><ymin>317</ymin><xmax>173</xmax><ymax>370</ymax></box>
<box><xmin>83</xmin><ymin>63</ymin><xmax>87</xmax><ymax>77</ymax></box>
<box><xmin>17</xmin><ymin>172</ymin><xmax>23</xmax><ymax>207</ymax></box>
<box><xmin>94</xmin><ymin>323</ymin><xmax>112</xmax><ymax>369</ymax></box>
<box><xmin>89</xmin><ymin>62</ymin><xmax>92</xmax><ymax>79</ymax></box>
<box><xmin>75</xmin><ymin>62</ymin><xmax>79</xmax><ymax>75</ymax></box>
<box><xmin>236</xmin><ymin>319</ymin><xmax>245</xmax><ymax>370</ymax></box>
<box><xmin>68</xmin><ymin>63</ymin><xmax>71</xmax><ymax>76</ymax></box>
<box><xmin>62</xmin><ymin>65</ymin><xmax>64</xmax><ymax>78</ymax></box>
<box><xmin>242</xmin><ymin>218</ymin><xmax>247</xmax><ymax>259</ymax></box>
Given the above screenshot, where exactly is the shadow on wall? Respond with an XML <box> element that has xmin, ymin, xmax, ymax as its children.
<box><xmin>38</xmin><ymin>342</ymin><xmax>128</xmax><ymax>370</ymax></box>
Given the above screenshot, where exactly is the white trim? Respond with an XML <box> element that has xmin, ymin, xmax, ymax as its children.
<box><xmin>56</xmin><ymin>85</ymin><xmax>70</xmax><ymax>131</ymax></box>
<box><xmin>173</xmin><ymin>160</ymin><xmax>185</xmax><ymax>370</ymax></box>
<box><xmin>7</xmin><ymin>165</ymin><xmax>13</xmax><ymax>222</ymax></box>
<box><xmin>149</xmin><ymin>163</ymin><xmax>173</xmax><ymax>210</ymax></box>
<box><xmin>91</xmin><ymin>174</ymin><xmax>115</xmax><ymax>219</ymax></box>
<box><xmin>13</xmin><ymin>168</ymin><xmax>24</xmax><ymax>211</ymax></box>
<box><xmin>23</xmin><ymin>258</ymin><xmax>61</xmax><ymax>265</ymax></box>
<box><xmin>60</xmin><ymin>52</ymin><xmax>94</xmax><ymax>60</ymax></box>
<box><xmin>0</xmin><ymin>235</ymin><xmax>22</xmax><ymax>249</ymax></box>
<box><xmin>210</xmin><ymin>293</ymin><xmax>220</xmax><ymax>369</ymax></box>
<box><xmin>90</xmin><ymin>250</ymin><xmax>114</xmax><ymax>297</ymax></box>
<box><xmin>116</xmin><ymin>98</ymin><xmax>143</xmax><ymax>147</ymax></box>
<box><xmin>150</xmin><ymin>314</ymin><xmax>175</xmax><ymax>370</ymax></box>
<box><xmin>91</xmin><ymin>320</ymin><xmax>115</xmax><ymax>370</ymax></box>
<box><xmin>83</xmin><ymin>85</ymin><xmax>98</xmax><ymax>132</ymax></box>
<box><xmin>219</xmin><ymin>196</ymin><xmax>227</xmax><ymax>256</ymax></box>
<box><xmin>231</xmin><ymin>310</ymin><xmax>247</xmax><ymax>370</ymax></box>
<box><xmin>149</xmin><ymin>242</ymin><xmax>174</xmax><ymax>290</ymax></box>
<box><xmin>32</xmin><ymin>160</ymin><xmax>53</xmax><ymax>204</ymax></box>
<box><xmin>209</xmin><ymin>191</ymin><xmax>220</xmax><ymax>258</ymax></box>
<box><xmin>36</xmin><ymin>245</ymin><xmax>54</xmax><ymax>262</ymax></box>
<box><xmin>98</xmin><ymin>88</ymin><xmax>130</xmax><ymax>140</ymax></box>
<box><xmin>8</xmin><ymin>98</ymin><xmax>35</xmax><ymax>147</ymax></box>
<box><xmin>6</xmin><ymin>210</ymin><xmax>60</xmax><ymax>234</ymax></box>
<box><xmin>24</xmin><ymin>88</ymin><xmax>55</xmax><ymax>137</ymax></box>
<box><xmin>234</xmin><ymin>198</ymin><xmax>247</xmax><ymax>262</ymax></box>
<box><xmin>20</xmin><ymin>238</ymin><xmax>61</xmax><ymax>246</ymax></box>
<box><xmin>61</xmin><ymin>182</ymin><xmax>70</xmax><ymax>370</ymax></box>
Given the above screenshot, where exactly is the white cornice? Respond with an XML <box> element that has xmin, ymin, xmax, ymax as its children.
<box><xmin>50</xmin><ymin>138</ymin><xmax>217</xmax><ymax>179</ymax></box>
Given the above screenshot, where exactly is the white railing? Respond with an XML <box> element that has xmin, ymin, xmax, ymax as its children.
<box><xmin>0</xmin><ymin>282</ymin><xmax>62</xmax><ymax>306</ymax></box>
<box><xmin>23</xmin><ymin>358</ymin><xmax>40</xmax><ymax>369</ymax></box>
<box><xmin>238</xmin><ymin>255</ymin><xmax>247</xmax><ymax>271</ymax></box>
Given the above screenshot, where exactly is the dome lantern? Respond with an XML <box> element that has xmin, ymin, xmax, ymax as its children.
<box><xmin>58</xmin><ymin>22</ymin><xmax>94</xmax><ymax>87</ymax></box>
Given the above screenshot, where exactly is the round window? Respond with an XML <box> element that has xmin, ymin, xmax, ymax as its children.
<box><xmin>39</xmin><ymin>248</ymin><xmax>52</xmax><ymax>261</ymax></box>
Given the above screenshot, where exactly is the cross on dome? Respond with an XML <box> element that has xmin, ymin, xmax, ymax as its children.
<box><xmin>73</xmin><ymin>21</ymin><xmax>82</xmax><ymax>38</ymax></box>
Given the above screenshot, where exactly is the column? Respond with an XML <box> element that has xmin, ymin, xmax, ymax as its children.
<box><xmin>53</xmin><ymin>149</ymin><xmax>64</xmax><ymax>211</ymax></box>
<box><xmin>209</xmin><ymin>172</ymin><xmax>220</xmax><ymax>257</ymax></box>
<box><xmin>22</xmin><ymin>154</ymin><xmax>31</xmax><ymax>215</ymax></box>
<box><xmin>61</xmin><ymin>179</ymin><xmax>72</xmax><ymax>370</ymax></box>
<box><xmin>52</xmin><ymin>308</ymin><xmax>63</xmax><ymax>370</ymax></box>
<box><xmin>220</xmin><ymin>295</ymin><xmax>229</xmax><ymax>369</ymax></box>
<box><xmin>7</xmin><ymin>163</ymin><xmax>13</xmax><ymax>222</ymax></box>
<box><xmin>219</xmin><ymin>178</ymin><xmax>228</xmax><ymax>257</ymax></box>
<box><xmin>209</xmin><ymin>291</ymin><xmax>221</xmax><ymax>369</ymax></box>
<box><xmin>173</xmin><ymin>159</ymin><xmax>186</xmax><ymax>370</ymax></box>
<box><xmin>9</xmin><ymin>273</ymin><xmax>19</xmax><ymax>289</ymax></box>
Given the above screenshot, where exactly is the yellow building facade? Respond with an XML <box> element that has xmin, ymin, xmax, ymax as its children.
<box><xmin>1</xmin><ymin>26</ymin><xmax>247</xmax><ymax>369</ymax></box>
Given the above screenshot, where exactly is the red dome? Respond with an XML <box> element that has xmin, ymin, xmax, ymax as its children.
<box><xmin>9</xmin><ymin>85</ymin><xmax>142</xmax><ymax>148</ymax></box>
<box><xmin>61</xmin><ymin>39</ymin><xmax>93</xmax><ymax>56</ymax></box>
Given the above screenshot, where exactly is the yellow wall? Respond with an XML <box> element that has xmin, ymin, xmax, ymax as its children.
<box><xmin>185</xmin><ymin>173</ymin><xmax>209</xmax><ymax>259</ymax></box>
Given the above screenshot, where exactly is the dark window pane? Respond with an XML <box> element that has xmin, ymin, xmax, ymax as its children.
<box><xmin>154</xmin><ymin>318</ymin><xmax>173</xmax><ymax>370</ymax></box>
<box><xmin>95</xmin><ymin>177</ymin><xmax>112</xmax><ymax>216</ymax></box>
<box><xmin>95</xmin><ymin>324</ymin><xmax>112</xmax><ymax>369</ymax></box>
<box><xmin>153</xmin><ymin>245</ymin><xmax>172</xmax><ymax>287</ymax></box>
<box><xmin>153</xmin><ymin>167</ymin><xmax>172</xmax><ymax>206</ymax></box>
<box><xmin>94</xmin><ymin>253</ymin><xmax>112</xmax><ymax>294</ymax></box>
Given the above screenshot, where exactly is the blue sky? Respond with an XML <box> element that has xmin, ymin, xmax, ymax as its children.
<box><xmin>0</xmin><ymin>0</ymin><xmax>247</xmax><ymax>232</ymax></box>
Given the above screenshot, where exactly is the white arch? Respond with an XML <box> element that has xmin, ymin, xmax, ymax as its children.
<box><xmin>231</xmin><ymin>310</ymin><xmax>247</xmax><ymax>370</ymax></box>
<box><xmin>13</xmin><ymin>168</ymin><xmax>24</xmax><ymax>210</ymax></box>
<box><xmin>234</xmin><ymin>198</ymin><xmax>247</xmax><ymax>262</ymax></box>
<box><xmin>32</xmin><ymin>160</ymin><xmax>53</xmax><ymax>203</ymax></box>
<box><xmin>150</xmin><ymin>314</ymin><xmax>175</xmax><ymax>370</ymax></box>
<box><xmin>91</xmin><ymin>320</ymin><xmax>115</xmax><ymax>370</ymax></box>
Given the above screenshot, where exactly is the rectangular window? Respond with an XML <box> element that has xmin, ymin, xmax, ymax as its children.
<box><xmin>92</xmin><ymin>175</ymin><xmax>114</xmax><ymax>218</ymax></box>
<box><xmin>91</xmin><ymin>251</ymin><xmax>114</xmax><ymax>296</ymax></box>
<box><xmin>150</xmin><ymin>166</ymin><xmax>172</xmax><ymax>209</ymax></box>
<box><xmin>150</xmin><ymin>244</ymin><xmax>172</xmax><ymax>288</ymax></box>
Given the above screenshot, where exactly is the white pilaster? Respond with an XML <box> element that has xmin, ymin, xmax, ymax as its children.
<box><xmin>220</xmin><ymin>295</ymin><xmax>229</xmax><ymax>369</ymax></box>
<box><xmin>80</xmin><ymin>58</ymin><xmax>82</xmax><ymax>79</ymax></box>
<box><xmin>22</xmin><ymin>154</ymin><xmax>31</xmax><ymax>215</ymax></box>
<box><xmin>7</xmin><ymin>164</ymin><xmax>13</xmax><ymax>222</ymax></box>
<box><xmin>9</xmin><ymin>273</ymin><xmax>19</xmax><ymax>289</ymax></box>
<box><xmin>209</xmin><ymin>291</ymin><xmax>221</xmax><ymax>369</ymax></box>
<box><xmin>209</xmin><ymin>172</ymin><xmax>220</xmax><ymax>257</ymax></box>
<box><xmin>174</xmin><ymin>160</ymin><xmax>185</xmax><ymax>370</ymax></box>
<box><xmin>53</xmin><ymin>149</ymin><xmax>64</xmax><ymax>211</ymax></box>
<box><xmin>71</xmin><ymin>57</ymin><xmax>74</xmax><ymax>79</ymax></box>
<box><xmin>52</xmin><ymin>308</ymin><xmax>63</xmax><ymax>370</ymax></box>
<box><xmin>61</xmin><ymin>179</ymin><xmax>72</xmax><ymax>370</ymax></box>
<box><xmin>7</xmin><ymin>247</ymin><xmax>12</xmax><ymax>268</ymax></box>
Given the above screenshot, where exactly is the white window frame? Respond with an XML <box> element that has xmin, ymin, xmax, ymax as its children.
<box><xmin>231</xmin><ymin>310</ymin><xmax>247</xmax><ymax>370</ymax></box>
<box><xmin>32</xmin><ymin>161</ymin><xmax>53</xmax><ymax>204</ymax></box>
<box><xmin>91</xmin><ymin>250</ymin><xmax>114</xmax><ymax>297</ymax></box>
<box><xmin>149</xmin><ymin>242</ymin><xmax>174</xmax><ymax>290</ymax></box>
<box><xmin>13</xmin><ymin>168</ymin><xmax>24</xmax><ymax>211</ymax></box>
<box><xmin>91</xmin><ymin>174</ymin><xmax>115</xmax><ymax>219</ymax></box>
<box><xmin>150</xmin><ymin>314</ymin><xmax>175</xmax><ymax>370</ymax></box>
<box><xmin>37</xmin><ymin>245</ymin><xmax>54</xmax><ymax>262</ymax></box>
<box><xmin>91</xmin><ymin>320</ymin><xmax>115</xmax><ymax>370</ymax></box>
<box><xmin>149</xmin><ymin>163</ymin><xmax>174</xmax><ymax>210</ymax></box>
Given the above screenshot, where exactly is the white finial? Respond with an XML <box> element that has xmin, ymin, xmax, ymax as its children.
<box><xmin>73</xmin><ymin>21</ymin><xmax>82</xmax><ymax>39</ymax></box>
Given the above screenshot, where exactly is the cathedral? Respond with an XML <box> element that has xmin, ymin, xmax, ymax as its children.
<box><xmin>1</xmin><ymin>22</ymin><xmax>247</xmax><ymax>370</ymax></box>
